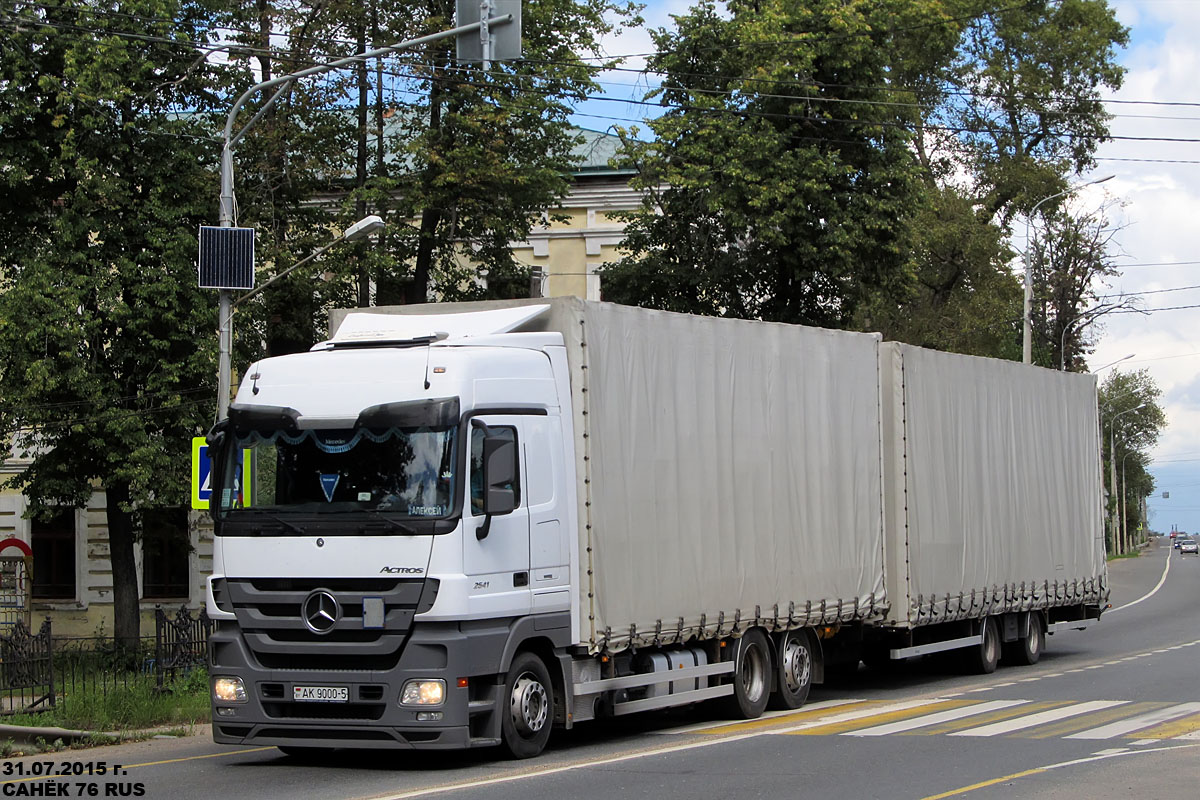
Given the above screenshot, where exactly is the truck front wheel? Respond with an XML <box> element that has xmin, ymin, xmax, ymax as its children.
<box><xmin>501</xmin><ymin>652</ymin><xmax>554</xmax><ymax>759</ymax></box>
<box><xmin>725</xmin><ymin>629</ymin><xmax>771</xmax><ymax>719</ymax></box>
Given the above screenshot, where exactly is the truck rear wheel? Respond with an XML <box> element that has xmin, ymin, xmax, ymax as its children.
<box><xmin>501</xmin><ymin>652</ymin><xmax>554</xmax><ymax>759</ymax></box>
<box><xmin>725</xmin><ymin>629</ymin><xmax>771</xmax><ymax>719</ymax></box>
<box><xmin>1004</xmin><ymin>613</ymin><xmax>1044</xmax><ymax>666</ymax></box>
<box><xmin>967</xmin><ymin>617</ymin><xmax>1001</xmax><ymax>674</ymax></box>
<box><xmin>768</xmin><ymin>630</ymin><xmax>813</xmax><ymax>710</ymax></box>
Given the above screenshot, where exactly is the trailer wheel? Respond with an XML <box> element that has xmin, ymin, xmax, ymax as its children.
<box><xmin>968</xmin><ymin>617</ymin><xmax>1001</xmax><ymax>674</ymax></box>
<box><xmin>501</xmin><ymin>652</ymin><xmax>554</xmax><ymax>759</ymax></box>
<box><xmin>725</xmin><ymin>629</ymin><xmax>771</xmax><ymax>719</ymax></box>
<box><xmin>768</xmin><ymin>630</ymin><xmax>813</xmax><ymax>710</ymax></box>
<box><xmin>1004</xmin><ymin>614</ymin><xmax>1044</xmax><ymax>666</ymax></box>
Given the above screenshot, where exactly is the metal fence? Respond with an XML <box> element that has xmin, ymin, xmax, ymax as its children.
<box><xmin>0</xmin><ymin>606</ymin><xmax>211</xmax><ymax>716</ymax></box>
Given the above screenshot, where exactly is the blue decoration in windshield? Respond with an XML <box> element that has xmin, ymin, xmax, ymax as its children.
<box><xmin>319</xmin><ymin>473</ymin><xmax>340</xmax><ymax>503</ymax></box>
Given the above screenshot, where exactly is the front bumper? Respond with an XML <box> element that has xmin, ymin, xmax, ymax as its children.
<box><xmin>209</xmin><ymin>621</ymin><xmax>506</xmax><ymax>750</ymax></box>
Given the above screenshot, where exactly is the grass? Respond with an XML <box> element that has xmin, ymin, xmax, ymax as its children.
<box><xmin>1107</xmin><ymin>550</ymin><xmax>1142</xmax><ymax>561</ymax></box>
<box><xmin>2</xmin><ymin>667</ymin><xmax>211</xmax><ymax>733</ymax></box>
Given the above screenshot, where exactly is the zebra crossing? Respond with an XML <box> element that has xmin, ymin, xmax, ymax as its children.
<box><xmin>676</xmin><ymin>697</ymin><xmax>1200</xmax><ymax>742</ymax></box>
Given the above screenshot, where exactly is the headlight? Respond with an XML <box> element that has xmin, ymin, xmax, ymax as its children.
<box><xmin>400</xmin><ymin>679</ymin><xmax>446</xmax><ymax>706</ymax></box>
<box><xmin>213</xmin><ymin>676</ymin><xmax>247</xmax><ymax>703</ymax></box>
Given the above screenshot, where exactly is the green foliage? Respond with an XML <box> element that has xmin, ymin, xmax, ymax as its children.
<box><xmin>1099</xmin><ymin>370</ymin><xmax>1167</xmax><ymax>553</ymax></box>
<box><xmin>604</xmin><ymin>0</ymin><xmax>921</xmax><ymax>328</ymax></box>
<box><xmin>220</xmin><ymin>0</ymin><xmax>639</xmax><ymax>359</ymax></box>
<box><xmin>3</xmin><ymin>669</ymin><xmax>210</xmax><ymax>732</ymax></box>
<box><xmin>857</xmin><ymin>185</ymin><xmax>1021</xmax><ymax>358</ymax></box>
<box><xmin>0</xmin><ymin>0</ymin><xmax>233</xmax><ymax>643</ymax></box>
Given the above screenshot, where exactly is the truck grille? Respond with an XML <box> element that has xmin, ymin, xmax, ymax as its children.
<box><xmin>225</xmin><ymin>577</ymin><xmax>439</xmax><ymax>670</ymax></box>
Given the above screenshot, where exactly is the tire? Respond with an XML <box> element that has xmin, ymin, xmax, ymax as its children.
<box><xmin>967</xmin><ymin>617</ymin><xmax>1001</xmax><ymax>674</ymax></box>
<box><xmin>768</xmin><ymin>630</ymin><xmax>813</xmax><ymax>710</ymax></box>
<box><xmin>724</xmin><ymin>629</ymin><xmax>771</xmax><ymax>719</ymax></box>
<box><xmin>1004</xmin><ymin>614</ymin><xmax>1044</xmax><ymax>666</ymax></box>
<box><xmin>500</xmin><ymin>652</ymin><xmax>554</xmax><ymax>759</ymax></box>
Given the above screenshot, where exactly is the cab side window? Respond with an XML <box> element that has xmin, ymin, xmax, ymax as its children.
<box><xmin>470</xmin><ymin>426</ymin><xmax>519</xmax><ymax>514</ymax></box>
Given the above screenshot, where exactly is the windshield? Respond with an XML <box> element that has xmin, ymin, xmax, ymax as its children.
<box><xmin>216</xmin><ymin>425</ymin><xmax>458</xmax><ymax>521</ymax></box>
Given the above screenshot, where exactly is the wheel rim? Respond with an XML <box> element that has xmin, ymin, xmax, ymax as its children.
<box><xmin>510</xmin><ymin>672</ymin><xmax>549</xmax><ymax>737</ymax></box>
<box><xmin>739</xmin><ymin>641</ymin><xmax>768</xmax><ymax>703</ymax></box>
<box><xmin>780</xmin><ymin>636</ymin><xmax>811</xmax><ymax>695</ymax></box>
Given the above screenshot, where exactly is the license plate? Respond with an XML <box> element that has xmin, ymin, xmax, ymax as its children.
<box><xmin>293</xmin><ymin>685</ymin><xmax>348</xmax><ymax>703</ymax></box>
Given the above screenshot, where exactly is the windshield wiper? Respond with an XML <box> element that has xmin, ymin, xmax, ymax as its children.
<box><xmin>361</xmin><ymin>510</ymin><xmax>420</xmax><ymax>536</ymax></box>
<box><xmin>238</xmin><ymin>511</ymin><xmax>307</xmax><ymax>535</ymax></box>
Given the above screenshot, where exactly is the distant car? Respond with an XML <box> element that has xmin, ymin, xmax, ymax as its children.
<box><xmin>1180</xmin><ymin>540</ymin><xmax>1198</xmax><ymax>555</ymax></box>
<box><xmin>1175</xmin><ymin>537</ymin><xmax>1184</xmax><ymax>549</ymax></box>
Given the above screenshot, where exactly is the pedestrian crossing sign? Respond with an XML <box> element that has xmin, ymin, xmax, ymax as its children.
<box><xmin>192</xmin><ymin>436</ymin><xmax>252</xmax><ymax>510</ymax></box>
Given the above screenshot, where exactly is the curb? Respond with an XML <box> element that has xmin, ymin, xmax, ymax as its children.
<box><xmin>0</xmin><ymin>724</ymin><xmax>121</xmax><ymax>746</ymax></box>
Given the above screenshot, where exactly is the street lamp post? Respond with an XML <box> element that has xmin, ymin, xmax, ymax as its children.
<box><xmin>219</xmin><ymin>215</ymin><xmax>385</xmax><ymax>374</ymax></box>
<box><xmin>1023</xmin><ymin>174</ymin><xmax>1115</xmax><ymax>365</ymax></box>
<box><xmin>213</xmin><ymin>5</ymin><xmax>519</xmax><ymax>420</ymax></box>
<box><xmin>1105</xmin><ymin>402</ymin><xmax>1145</xmax><ymax>554</ymax></box>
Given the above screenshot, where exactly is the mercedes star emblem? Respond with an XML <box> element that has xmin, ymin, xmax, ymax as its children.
<box><xmin>301</xmin><ymin>589</ymin><xmax>340</xmax><ymax>634</ymax></box>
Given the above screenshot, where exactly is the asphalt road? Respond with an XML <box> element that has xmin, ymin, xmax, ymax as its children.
<box><xmin>3</xmin><ymin>537</ymin><xmax>1196</xmax><ymax>800</ymax></box>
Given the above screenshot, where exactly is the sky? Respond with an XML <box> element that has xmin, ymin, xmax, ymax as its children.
<box><xmin>572</xmin><ymin>1</ymin><xmax>1200</xmax><ymax>535</ymax></box>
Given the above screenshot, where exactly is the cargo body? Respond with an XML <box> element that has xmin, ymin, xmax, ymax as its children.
<box><xmin>871</xmin><ymin>342</ymin><xmax>1106</xmax><ymax>665</ymax></box>
<box><xmin>204</xmin><ymin>298</ymin><xmax>1104</xmax><ymax>759</ymax></box>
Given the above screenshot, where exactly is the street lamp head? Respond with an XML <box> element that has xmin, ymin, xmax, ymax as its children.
<box><xmin>343</xmin><ymin>215</ymin><xmax>385</xmax><ymax>242</ymax></box>
<box><xmin>1092</xmin><ymin>353</ymin><xmax>1136</xmax><ymax>374</ymax></box>
<box><xmin>1090</xmin><ymin>174</ymin><xmax>1116</xmax><ymax>186</ymax></box>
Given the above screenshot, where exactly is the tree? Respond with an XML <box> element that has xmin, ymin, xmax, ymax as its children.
<box><xmin>1027</xmin><ymin>199</ymin><xmax>1136</xmax><ymax>370</ymax></box>
<box><xmin>0</xmin><ymin>0</ymin><xmax>231</xmax><ymax>649</ymax></box>
<box><xmin>603</xmin><ymin>0</ymin><xmax>922</xmax><ymax>328</ymax></box>
<box><xmin>856</xmin><ymin>184</ymin><xmax>1021</xmax><ymax>358</ymax></box>
<box><xmin>1099</xmin><ymin>370</ymin><xmax>1167</xmax><ymax>554</ymax></box>
<box><xmin>865</xmin><ymin>0</ymin><xmax>1129</xmax><ymax>358</ymax></box>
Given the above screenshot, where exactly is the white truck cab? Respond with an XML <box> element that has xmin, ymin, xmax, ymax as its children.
<box><xmin>207</xmin><ymin>305</ymin><xmax>585</xmax><ymax>756</ymax></box>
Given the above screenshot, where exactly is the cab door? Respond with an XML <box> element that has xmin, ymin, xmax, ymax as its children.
<box><xmin>463</xmin><ymin>415</ymin><xmax>531</xmax><ymax>616</ymax></box>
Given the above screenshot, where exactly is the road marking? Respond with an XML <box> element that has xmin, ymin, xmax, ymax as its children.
<box><xmin>919</xmin><ymin>768</ymin><xmax>1048</xmax><ymax>800</ymax></box>
<box><xmin>696</xmin><ymin>697</ymin><xmax>945</xmax><ymax>736</ymax></box>
<box><xmin>1023</xmin><ymin>702</ymin><xmax>1169</xmax><ymax>739</ymax></box>
<box><xmin>1136</xmin><ymin>711</ymin><xmax>1200</xmax><ymax>739</ymax></box>
<box><xmin>844</xmin><ymin>700</ymin><xmax>1029</xmax><ymax>737</ymax></box>
<box><xmin>1108</xmin><ymin>548</ymin><xmax>1170</xmax><ymax>613</ymax></box>
<box><xmin>1066</xmin><ymin>702</ymin><xmax>1200</xmax><ymax>739</ymax></box>
<box><xmin>918</xmin><ymin>743</ymin><xmax>1200</xmax><ymax>800</ymax></box>
<box><xmin>655</xmin><ymin>697</ymin><xmax>866</xmax><ymax>734</ymax></box>
<box><xmin>783</xmin><ymin>700</ymin><xmax>972</xmax><ymax>736</ymax></box>
<box><xmin>949</xmin><ymin>700</ymin><xmax>1129</xmax><ymax>737</ymax></box>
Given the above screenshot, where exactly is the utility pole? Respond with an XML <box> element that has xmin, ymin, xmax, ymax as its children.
<box><xmin>205</xmin><ymin>3</ymin><xmax>521</xmax><ymax>420</ymax></box>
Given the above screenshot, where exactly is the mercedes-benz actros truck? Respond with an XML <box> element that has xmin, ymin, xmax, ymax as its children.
<box><xmin>205</xmin><ymin>298</ymin><xmax>1106</xmax><ymax>758</ymax></box>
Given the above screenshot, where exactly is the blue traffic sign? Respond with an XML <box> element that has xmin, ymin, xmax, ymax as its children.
<box><xmin>193</xmin><ymin>437</ymin><xmax>252</xmax><ymax>510</ymax></box>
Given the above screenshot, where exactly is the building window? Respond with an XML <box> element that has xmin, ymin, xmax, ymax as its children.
<box><xmin>31</xmin><ymin>508</ymin><xmax>76</xmax><ymax>600</ymax></box>
<box><xmin>141</xmin><ymin>508</ymin><xmax>190</xmax><ymax>599</ymax></box>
